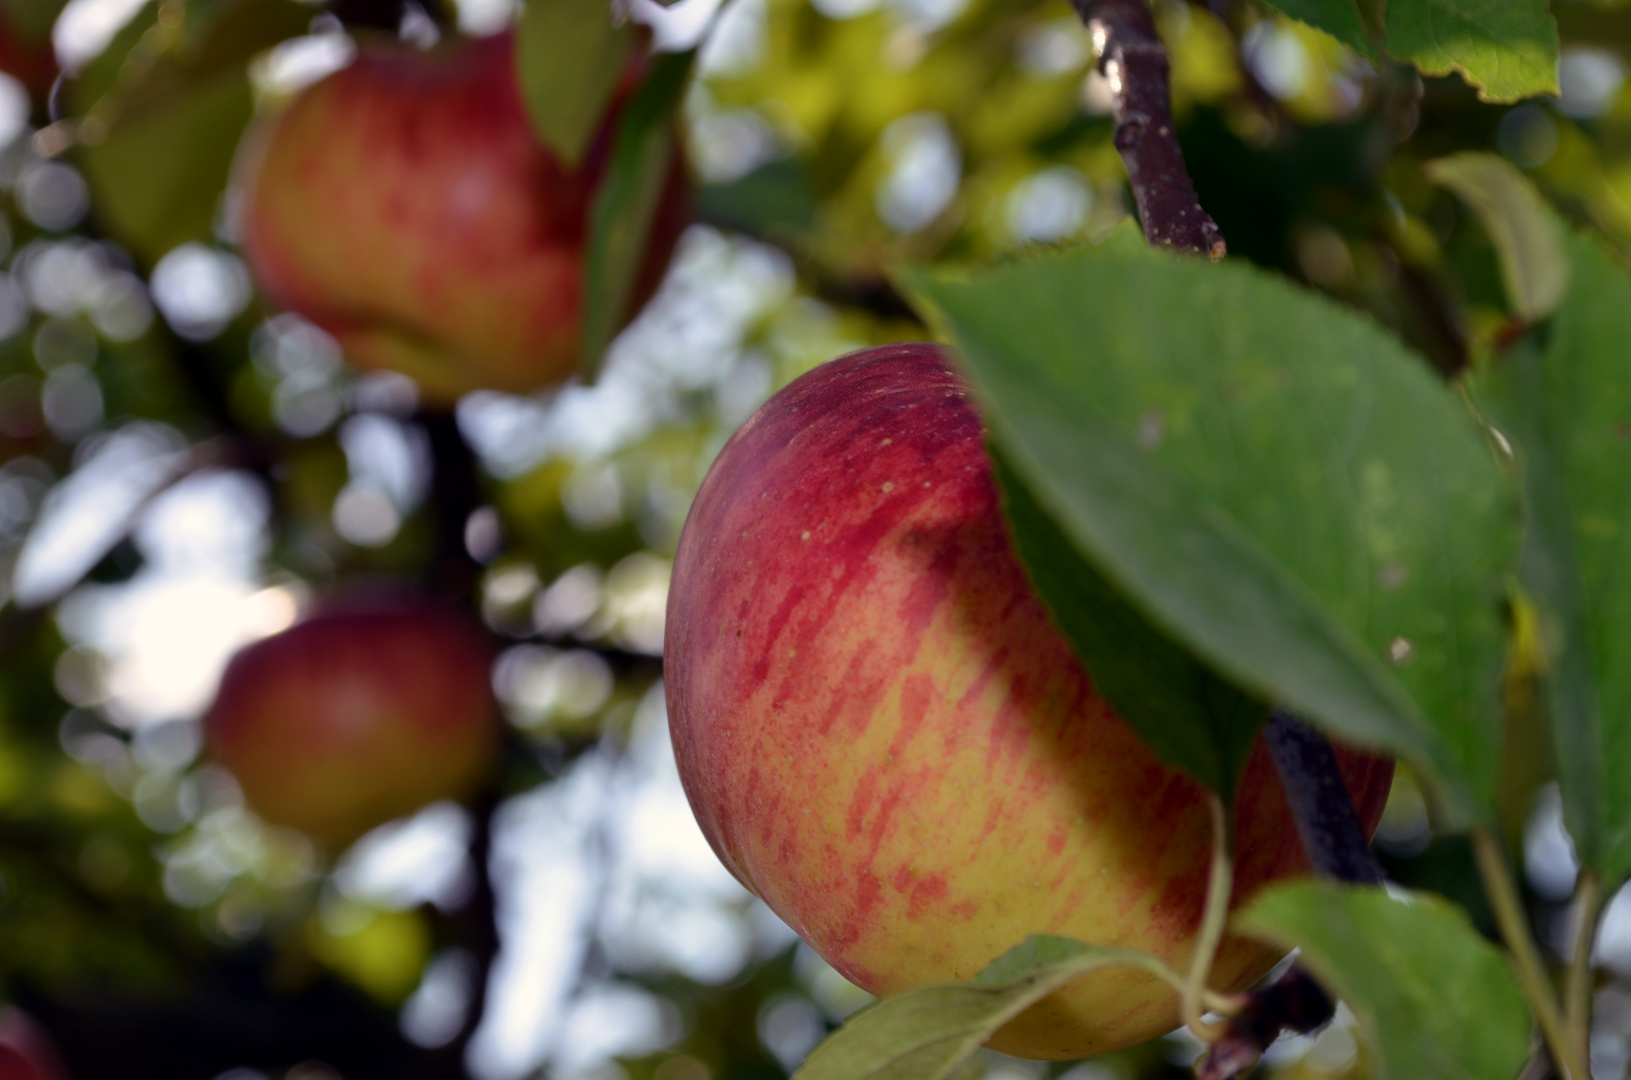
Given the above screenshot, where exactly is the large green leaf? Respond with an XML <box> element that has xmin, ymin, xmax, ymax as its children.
<box><xmin>793</xmin><ymin>937</ymin><xmax>1173</xmax><ymax>1080</ymax></box>
<box><xmin>69</xmin><ymin>0</ymin><xmax>314</xmax><ymax>263</ymax></box>
<box><xmin>995</xmin><ymin>447</ymin><xmax>1266</xmax><ymax>802</ymax></box>
<box><xmin>1426</xmin><ymin>153</ymin><xmax>1569</xmax><ymax>324</ymax></box>
<box><xmin>580</xmin><ymin>48</ymin><xmax>692</xmax><ymax>382</ymax></box>
<box><xmin>1238</xmin><ymin>882</ymin><xmax>1531</xmax><ymax>1080</ymax></box>
<box><xmin>906</xmin><ymin>245</ymin><xmax>1518</xmax><ymax>829</ymax></box>
<box><xmin>1260</xmin><ymin>0</ymin><xmax>1376</xmax><ymax>61</ymax></box>
<box><xmin>1384</xmin><ymin>0</ymin><xmax>1557</xmax><ymax>103</ymax></box>
<box><xmin>517</xmin><ymin>0</ymin><xmax>634</xmax><ymax>167</ymax></box>
<box><xmin>1473</xmin><ymin>230</ymin><xmax>1631</xmax><ymax>889</ymax></box>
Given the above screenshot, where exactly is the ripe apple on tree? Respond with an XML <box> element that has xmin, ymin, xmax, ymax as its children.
<box><xmin>204</xmin><ymin>596</ymin><xmax>501</xmax><ymax>850</ymax></box>
<box><xmin>664</xmin><ymin>344</ymin><xmax>1393</xmax><ymax>1059</ymax></box>
<box><xmin>238</xmin><ymin>30</ymin><xmax>688</xmax><ymax>404</ymax></box>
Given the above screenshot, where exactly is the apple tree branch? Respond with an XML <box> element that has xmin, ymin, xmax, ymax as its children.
<box><xmin>1052</xmin><ymin>8</ymin><xmax>1388</xmax><ymax>1071</ymax></box>
<box><xmin>1261</xmin><ymin>710</ymin><xmax>1384</xmax><ymax>886</ymax></box>
<box><xmin>1067</xmin><ymin>0</ymin><xmax>1225</xmax><ymax>258</ymax></box>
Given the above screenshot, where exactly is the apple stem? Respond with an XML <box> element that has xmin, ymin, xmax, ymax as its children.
<box><xmin>1067</xmin><ymin>0</ymin><xmax>1225</xmax><ymax>260</ymax></box>
<box><xmin>1181</xmin><ymin>792</ymin><xmax>1235</xmax><ymax>1043</ymax></box>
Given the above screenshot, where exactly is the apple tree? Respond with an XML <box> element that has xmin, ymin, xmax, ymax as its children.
<box><xmin>0</xmin><ymin>0</ymin><xmax>1624</xmax><ymax>1079</ymax></box>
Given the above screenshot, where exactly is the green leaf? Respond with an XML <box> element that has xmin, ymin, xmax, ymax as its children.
<box><xmin>1237</xmin><ymin>882</ymin><xmax>1532</xmax><ymax>1080</ymax></box>
<box><xmin>1260</xmin><ymin>0</ymin><xmax>1377</xmax><ymax>62</ymax></box>
<box><xmin>994</xmin><ymin>446</ymin><xmax>1266</xmax><ymax>802</ymax></box>
<box><xmin>1425</xmin><ymin>153</ymin><xmax>1569</xmax><ymax>323</ymax></box>
<box><xmin>1472</xmin><ymin>231</ymin><xmax>1631</xmax><ymax>889</ymax></box>
<box><xmin>793</xmin><ymin>936</ymin><xmax>1174</xmax><ymax>1080</ymax></box>
<box><xmin>517</xmin><ymin>0</ymin><xmax>634</xmax><ymax>167</ymax></box>
<box><xmin>580</xmin><ymin>48</ymin><xmax>691</xmax><ymax>382</ymax></box>
<box><xmin>69</xmin><ymin>0</ymin><xmax>314</xmax><ymax>263</ymax></box>
<box><xmin>696</xmin><ymin>159</ymin><xmax>819</xmax><ymax>240</ymax></box>
<box><xmin>78</xmin><ymin>75</ymin><xmax>252</xmax><ymax>262</ymax></box>
<box><xmin>905</xmin><ymin>245</ymin><xmax>1518</xmax><ymax>830</ymax></box>
<box><xmin>1384</xmin><ymin>0</ymin><xmax>1558</xmax><ymax>103</ymax></box>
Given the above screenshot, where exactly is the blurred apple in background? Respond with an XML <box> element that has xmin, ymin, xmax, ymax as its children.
<box><xmin>238</xmin><ymin>30</ymin><xmax>689</xmax><ymax>404</ymax></box>
<box><xmin>0</xmin><ymin>7</ymin><xmax>56</xmax><ymax>107</ymax></box>
<box><xmin>0</xmin><ymin>1008</ymin><xmax>67</xmax><ymax>1080</ymax></box>
<box><xmin>665</xmin><ymin>344</ymin><xmax>1394</xmax><ymax>1059</ymax></box>
<box><xmin>204</xmin><ymin>597</ymin><xmax>501</xmax><ymax>850</ymax></box>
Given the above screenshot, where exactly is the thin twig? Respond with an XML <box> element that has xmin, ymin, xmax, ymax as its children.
<box><xmin>1566</xmin><ymin>871</ymin><xmax>1603</xmax><ymax>1075</ymax></box>
<box><xmin>1474</xmin><ymin>829</ymin><xmax>1585</xmax><ymax>1080</ymax></box>
<box><xmin>1069</xmin><ymin>0</ymin><xmax>1225</xmax><ymax>258</ymax></box>
<box><xmin>1182</xmin><ymin>793</ymin><xmax>1235</xmax><ymax>1042</ymax></box>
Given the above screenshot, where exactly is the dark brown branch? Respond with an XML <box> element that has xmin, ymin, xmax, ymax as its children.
<box><xmin>417</xmin><ymin>409</ymin><xmax>485</xmax><ymax>605</ymax></box>
<box><xmin>1069</xmin><ymin>0</ymin><xmax>1225</xmax><ymax>258</ymax></box>
<box><xmin>1262</xmin><ymin>710</ymin><xmax>1383</xmax><ymax>886</ymax></box>
<box><xmin>425</xmin><ymin>786</ymin><xmax>501</xmax><ymax>1080</ymax></box>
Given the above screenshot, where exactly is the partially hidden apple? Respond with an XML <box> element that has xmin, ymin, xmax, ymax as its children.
<box><xmin>664</xmin><ymin>343</ymin><xmax>1393</xmax><ymax>1059</ymax></box>
<box><xmin>204</xmin><ymin>597</ymin><xmax>500</xmax><ymax>850</ymax></box>
<box><xmin>238</xmin><ymin>30</ymin><xmax>688</xmax><ymax>404</ymax></box>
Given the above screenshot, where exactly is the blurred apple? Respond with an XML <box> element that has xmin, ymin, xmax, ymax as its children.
<box><xmin>239</xmin><ymin>30</ymin><xmax>688</xmax><ymax>403</ymax></box>
<box><xmin>204</xmin><ymin>597</ymin><xmax>500</xmax><ymax>849</ymax></box>
<box><xmin>0</xmin><ymin>16</ymin><xmax>53</xmax><ymax>106</ymax></box>
<box><xmin>0</xmin><ymin>1008</ymin><xmax>67</xmax><ymax>1080</ymax></box>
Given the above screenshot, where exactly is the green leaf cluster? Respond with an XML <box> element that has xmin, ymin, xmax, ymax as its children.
<box><xmin>1261</xmin><ymin>0</ymin><xmax>1558</xmax><ymax>103</ymax></box>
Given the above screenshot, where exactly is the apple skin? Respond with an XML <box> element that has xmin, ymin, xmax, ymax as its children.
<box><xmin>238</xmin><ymin>31</ymin><xmax>688</xmax><ymax>404</ymax></box>
<box><xmin>664</xmin><ymin>343</ymin><xmax>1394</xmax><ymax>1059</ymax></box>
<box><xmin>204</xmin><ymin>598</ymin><xmax>500</xmax><ymax>850</ymax></box>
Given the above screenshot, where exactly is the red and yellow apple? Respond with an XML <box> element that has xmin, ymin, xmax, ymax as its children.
<box><xmin>204</xmin><ymin>597</ymin><xmax>500</xmax><ymax>849</ymax></box>
<box><xmin>664</xmin><ymin>343</ymin><xmax>1392</xmax><ymax>1059</ymax></box>
<box><xmin>238</xmin><ymin>30</ymin><xmax>688</xmax><ymax>403</ymax></box>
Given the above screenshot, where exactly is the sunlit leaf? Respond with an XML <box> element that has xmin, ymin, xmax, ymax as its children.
<box><xmin>517</xmin><ymin>0</ymin><xmax>635</xmax><ymax>167</ymax></box>
<box><xmin>1260</xmin><ymin>0</ymin><xmax>1376</xmax><ymax>61</ymax></box>
<box><xmin>1384</xmin><ymin>0</ymin><xmax>1558</xmax><ymax>103</ymax></box>
<box><xmin>1426</xmin><ymin>153</ymin><xmax>1568</xmax><ymax>323</ymax></box>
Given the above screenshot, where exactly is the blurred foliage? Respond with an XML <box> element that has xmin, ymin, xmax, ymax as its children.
<box><xmin>0</xmin><ymin>0</ymin><xmax>1619</xmax><ymax>1077</ymax></box>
